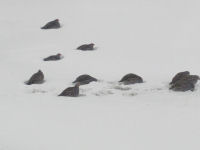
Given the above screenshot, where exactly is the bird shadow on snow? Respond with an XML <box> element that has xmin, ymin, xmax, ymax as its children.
<box><xmin>23</xmin><ymin>80</ymin><xmax>47</xmax><ymax>94</ymax></box>
<box><xmin>40</xmin><ymin>24</ymin><xmax>64</xmax><ymax>30</ymax></box>
<box><xmin>73</xmin><ymin>47</ymin><xmax>98</xmax><ymax>51</ymax></box>
<box><xmin>57</xmin><ymin>94</ymin><xmax>87</xmax><ymax>99</ymax></box>
<box><xmin>24</xmin><ymin>80</ymin><xmax>46</xmax><ymax>85</ymax></box>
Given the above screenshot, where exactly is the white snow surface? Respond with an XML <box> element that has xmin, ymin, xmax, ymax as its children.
<box><xmin>1</xmin><ymin>0</ymin><xmax>200</xmax><ymax>149</ymax></box>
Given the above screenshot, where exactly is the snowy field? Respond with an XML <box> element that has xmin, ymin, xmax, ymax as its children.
<box><xmin>1</xmin><ymin>0</ymin><xmax>200</xmax><ymax>149</ymax></box>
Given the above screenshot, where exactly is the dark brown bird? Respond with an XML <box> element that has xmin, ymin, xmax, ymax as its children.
<box><xmin>77</xmin><ymin>43</ymin><xmax>95</xmax><ymax>51</ymax></box>
<box><xmin>26</xmin><ymin>70</ymin><xmax>44</xmax><ymax>85</ymax></box>
<box><xmin>170</xmin><ymin>75</ymin><xmax>199</xmax><ymax>92</ymax></box>
<box><xmin>43</xmin><ymin>53</ymin><xmax>62</xmax><ymax>61</ymax></box>
<box><xmin>58</xmin><ymin>83</ymin><xmax>80</xmax><ymax>97</ymax></box>
<box><xmin>184</xmin><ymin>75</ymin><xmax>200</xmax><ymax>84</ymax></box>
<box><xmin>119</xmin><ymin>73</ymin><xmax>143</xmax><ymax>85</ymax></box>
<box><xmin>72</xmin><ymin>74</ymin><xmax>97</xmax><ymax>85</ymax></box>
<box><xmin>41</xmin><ymin>19</ymin><xmax>61</xmax><ymax>29</ymax></box>
<box><xmin>170</xmin><ymin>71</ymin><xmax>190</xmax><ymax>85</ymax></box>
<box><xmin>170</xmin><ymin>80</ymin><xmax>195</xmax><ymax>92</ymax></box>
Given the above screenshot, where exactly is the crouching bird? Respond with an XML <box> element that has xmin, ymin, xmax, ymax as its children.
<box><xmin>58</xmin><ymin>83</ymin><xmax>80</xmax><ymax>97</ymax></box>
<box><xmin>26</xmin><ymin>70</ymin><xmax>44</xmax><ymax>85</ymax></box>
<box><xmin>170</xmin><ymin>75</ymin><xmax>200</xmax><ymax>92</ymax></box>
<box><xmin>169</xmin><ymin>71</ymin><xmax>190</xmax><ymax>85</ymax></box>
<box><xmin>41</xmin><ymin>19</ymin><xmax>61</xmax><ymax>29</ymax></box>
<box><xmin>72</xmin><ymin>74</ymin><xmax>97</xmax><ymax>85</ymax></box>
<box><xmin>77</xmin><ymin>43</ymin><xmax>95</xmax><ymax>51</ymax></box>
<box><xmin>43</xmin><ymin>53</ymin><xmax>63</xmax><ymax>61</ymax></box>
<box><xmin>119</xmin><ymin>73</ymin><xmax>143</xmax><ymax>85</ymax></box>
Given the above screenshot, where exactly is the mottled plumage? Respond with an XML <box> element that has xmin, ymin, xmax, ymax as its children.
<box><xmin>41</xmin><ymin>19</ymin><xmax>61</xmax><ymax>29</ymax></box>
<box><xmin>170</xmin><ymin>80</ymin><xmax>195</xmax><ymax>92</ymax></box>
<box><xmin>26</xmin><ymin>70</ymin><xmax>44</xmax><ymax>85</ymax></box>
<box><xmin>170</xmin><ymin>74</ymin><xmax>199</xmax><ymax>92</ymax></box>
<box><xmin>119</xmin><ymin>73</ymin><xmax>143</xmax><ymax>85</ymax></box>
<box><xmin>58</xmin><ymin>83</ymin><xmax>80</xmax><ymax>97</ymax></box>
<box><xmin>170</xmin><ymin>71</ymin><xmax>190</xmax><ymax>85</ymax></box>
<box><xmin>43</xmin><ymin>53</ymin><xmax>62</xmax><ymax>61</ymax></box>
<box><xmin>77</xmin><ymin>43</ymin><xmax>95</xmax><ymax>51</ymax></box>
<box><xmin>72</xmin><ymin>74</ymin><xmax>97</xmax><ymax>85</ymax></box>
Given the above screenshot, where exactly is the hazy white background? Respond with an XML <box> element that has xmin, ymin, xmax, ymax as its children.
<box><xmin>0</xmin><ymin>0</ymin><xmax>200</xmax><ymax>149</ymax></box>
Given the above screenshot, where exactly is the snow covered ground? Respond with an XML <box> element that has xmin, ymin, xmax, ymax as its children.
<box><xmin>1</xmin><ymin>0</ymin><xmax>200</xmax><ymax>149</ymax></box>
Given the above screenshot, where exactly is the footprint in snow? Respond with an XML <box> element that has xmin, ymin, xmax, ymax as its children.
<box><xmin>93</xmin><ymin>90</ymin><xmax>114</xmax><ymax>96</ymax></box>
<box><xmin>111</xmin><ymin>85</ymin><xmax>132</xmax><ymax>91</ymax></box>
<box><xmin>122</xmin><ymin>92</ymin><xmax>138</xmax><ymax>97</ymax></box>
<box><xmin>32</xmin><ymin>89</ymin><xmax>47</xmax><ymax>94</ymax></box>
